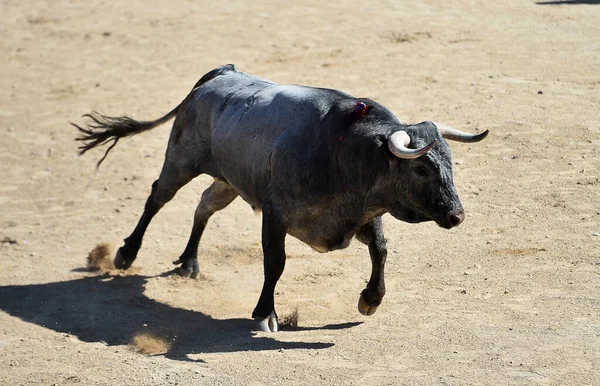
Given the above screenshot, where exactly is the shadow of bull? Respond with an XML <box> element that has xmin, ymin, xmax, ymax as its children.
<box><xmin>0</xmin><ymin>273</ymin><xmax>357</xmax><ymax>361</ymax></box>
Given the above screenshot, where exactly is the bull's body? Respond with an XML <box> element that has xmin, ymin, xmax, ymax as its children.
<box><xmin>189</xmin><ymin>67</ymin><xmax>360</xmax><ymax>252</ymax></box>
<box><xmin>75</xmin><ymin>64</ymin><xmax>487</xmax><ymax>331</ymax></box>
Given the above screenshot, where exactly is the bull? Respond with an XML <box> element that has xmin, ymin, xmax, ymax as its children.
<box><xmin>73</xmin><ymin>64</ymin><xmax>488</xmax><ymax>332</ymax></box>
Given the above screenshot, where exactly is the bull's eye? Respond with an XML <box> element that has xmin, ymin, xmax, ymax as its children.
<box><xmin>414</xmin><ymin>165</ymin><xmax>430</xmax><ymax>178</ymax></box>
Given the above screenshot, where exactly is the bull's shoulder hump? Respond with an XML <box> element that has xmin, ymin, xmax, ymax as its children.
<box><xmin>270</xmin><ymin>84</ymin><xmax>354</xmax><ymax>113</ymax></box>
<box><xmin>281</xmin><ymin>84</ymin><xmax>353</xmax><ymax>99</ymax></box>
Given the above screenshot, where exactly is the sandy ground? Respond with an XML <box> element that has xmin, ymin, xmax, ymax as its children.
<box><xmin>1</xmin><ymin>0</ymin><xmax>599</xmax><ymax>384</ymax></box>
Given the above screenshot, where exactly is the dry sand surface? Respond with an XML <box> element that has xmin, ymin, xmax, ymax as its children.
<box><xmin>1</xmin><ymin>0</ymin><xmax>599</xmax><ymax>385</ymax></box>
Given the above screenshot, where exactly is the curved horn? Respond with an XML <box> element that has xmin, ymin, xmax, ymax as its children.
<box><xmin>388</xmin><ymin>131</ymin><xmax>437</xmax><ymax>159</ymax></box>
<box><xmin>433</xmin><ymin>122</ymin><xmax>489</xmax><ymax>143</ymax></box>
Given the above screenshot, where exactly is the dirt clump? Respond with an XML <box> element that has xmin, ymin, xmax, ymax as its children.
<box><xmin>86</xmin><ymin>243</ymin><xmax>115</xmax><ymax>272</ymax></box>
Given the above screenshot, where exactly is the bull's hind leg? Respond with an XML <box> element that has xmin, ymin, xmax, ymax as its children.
<box><xmin>114</xmin><ymin>166</ymin><xmax>197</xmax><ymax>270</ymax></box>
<box><xmin>114</xmin><ymin>120</ymin><xmax>208</xmax><ymax>269</ymax></box>
<box><xmin>172</xmin><ymin>179</ymin><xmax>238</xmax><ymax>278</ymax></box>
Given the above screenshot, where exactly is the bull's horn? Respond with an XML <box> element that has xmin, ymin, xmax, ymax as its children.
<box><xmin>433</xmin><ymin>122</ymin><xmax>489</xmax><ymax>143</ymax></box>
<box><xmin>388</xmin><ymin>130</ymin><xmax>437</xmax><ymax>159</ymax></box>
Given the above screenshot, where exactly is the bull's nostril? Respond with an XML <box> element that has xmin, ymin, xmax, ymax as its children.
<box><xmin>449</xmin><ymin>212</ymin><xmax>465</xmax><ymax>227</ymax></box>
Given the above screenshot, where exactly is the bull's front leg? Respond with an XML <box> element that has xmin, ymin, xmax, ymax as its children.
<box><xmin>252</xmin><ymin>205</ymin><xmax>287</xmax><ymax>332</ymax></box>
<box><xmin>356</xmin><ymin>216</ymin><xmax>387</xmax><ymax>316</ymax></box>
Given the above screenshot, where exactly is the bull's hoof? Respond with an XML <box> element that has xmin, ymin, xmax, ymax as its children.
<box><xmin>172</xmin><ymin>258</ymin><xmax>199</xmax><ymax>279</ymax></box>
<box><xmin>177</xmin><ymin>267</ymin><xmax>199</xmax><ymax>279</ymax></box>
<box><xmin>358</xmin><ymin>294</ymin><xmax>379</xmax><ymax>316</ymax></box>
<box><xmin>255</xmin><ymin>312</ymin><xmax>279</xmax><ymax>332</ymax></box>
<box><xmin>114</xmin><ymin>249</ymin><xmax>133</xmax><ymax>270</ymax></box>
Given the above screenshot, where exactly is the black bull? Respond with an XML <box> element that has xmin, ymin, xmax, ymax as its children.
<box><xmin>73</xmin><ymin>64</ymin><xmax>488</xmax><ymax>332</ymax></box>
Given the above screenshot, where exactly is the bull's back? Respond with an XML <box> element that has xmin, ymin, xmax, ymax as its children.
<box><xmin>195</xmin><ymin>69</ymin><xmax>346</xmax><ymax>207</ymax></box>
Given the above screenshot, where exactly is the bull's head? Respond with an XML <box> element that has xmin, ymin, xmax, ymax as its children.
<box><xmin>385</xmin><ymin>121</ymin><xmax>488</xmax><ymax>229</ymax></box>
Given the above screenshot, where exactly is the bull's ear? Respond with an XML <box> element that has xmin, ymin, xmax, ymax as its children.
<box><xmin>373</xmin><ymin>135</ymin><xmax>385</xmax><ymax>147</ymax></box>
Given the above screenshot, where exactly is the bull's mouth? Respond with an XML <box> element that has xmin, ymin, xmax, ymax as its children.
<box><xmin>390</xmin><ymin>207</ymin><xmax>464</xmax><ymax>229</ymax></box>
<box><xmin>436</xmin><ymin>218</ymin><xmax>455</xmax><ymax>230</ymax></box>
<box><xmin>389</xmin><ymin>207</ymin><xmax>431</xmax><ymax>224</ymax></box>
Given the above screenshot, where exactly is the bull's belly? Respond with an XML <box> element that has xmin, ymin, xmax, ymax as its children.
<box><xmin>287</xmin><ymin>227</ymin><xmax>355</xmax><ymax>253</ymax></box>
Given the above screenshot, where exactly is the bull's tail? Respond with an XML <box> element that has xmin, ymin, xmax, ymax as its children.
<box><xmin>73</xmin><ymin>64</ymin><xmax>237</xmax><ymax>167</ymax></box>
<box><xmin>72</xmin><ymin>105</ymin><xmax>180</xmax><ymax>167</ymax></box>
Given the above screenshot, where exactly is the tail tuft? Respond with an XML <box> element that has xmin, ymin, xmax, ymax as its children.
<box><xmin>72</xmin><ymin>65</ymin><xmax>234</xmax><ymax>167</ymax></box>
<box><xmin>72</xmin><ymin>107</ymin><xmax>178</xmax><ymax>167</ymax></box>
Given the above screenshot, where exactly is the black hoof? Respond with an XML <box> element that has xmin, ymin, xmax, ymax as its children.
<box><xmin>357</xmin><ymin>289</ymin><xmax>381</xmax><ymax>316</ymax></box>
<box><xmin>114</xmin><ymin>249</ymin><xmax>134</xmax><ymax>270</ymax></box>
